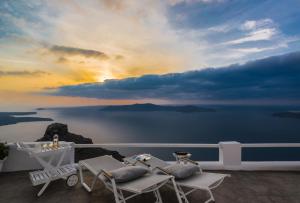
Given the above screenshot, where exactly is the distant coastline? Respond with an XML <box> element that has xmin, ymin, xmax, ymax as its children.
<box><xmin>100</xmin><ymin>103</ymin><xmax>216</xmax><ymax>113</ymax></box>
<box><xmin>0</xmin><ymin>112</ymin><xmax>53</xmax><ymax>126</ymax></box>
<box><xmin>273</xmin><ymin>111</ymin><xmax>300</xmax><ymax>120</ymax></box>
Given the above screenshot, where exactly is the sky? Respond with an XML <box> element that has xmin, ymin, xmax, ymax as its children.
<box><xmin>0</xmin><ymin>0</ymin><xmax>300</xmax><ymax>109</ymax></box>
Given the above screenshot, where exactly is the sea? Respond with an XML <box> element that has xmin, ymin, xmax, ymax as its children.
<box><xmin>1</xmin><ymin>105</ymin><xmax>300</xmax><ymax>161</ymax></box>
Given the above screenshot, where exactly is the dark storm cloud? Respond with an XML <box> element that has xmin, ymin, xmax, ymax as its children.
<box><xmin>48</xmin><ymin>45</ymin><xmax>109</xmax><ymax>60</ymax></box>
<box><xmin>0</xmin><ymin>70</ymin><xmax>49</xmax><ymax>77</ymax></box>
<box><xmin>50</xmin><ymin>51</ymin><xmax>300</xmax><ymax>101</ymax></box>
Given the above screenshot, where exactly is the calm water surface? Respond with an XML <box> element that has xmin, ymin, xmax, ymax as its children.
<box><xmin>1</xmin><ymin>105</ymin><xmax>300</xmax><ymax>161</ymax></box>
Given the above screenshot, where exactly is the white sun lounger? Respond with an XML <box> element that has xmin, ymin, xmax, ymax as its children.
<box><xmin>79</xmin><ymin>155</ymin><xmax>183</xmax><ymax>203</ymax></box>
<box><xmin>125</xmin><ymin>155</ymin><xmax>230</xmax><ymax>203</ymax></box>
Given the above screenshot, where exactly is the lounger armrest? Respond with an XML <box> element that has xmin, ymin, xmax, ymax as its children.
<box><xmin>134</xmin><ymin>160</ymin><xmax>151</xmax><ymax>168</ymax></box>
<box><xmin>127</xmin><ymin>160</ymin><xmax>151</xmax><ymax>168</ymax></box>
<box><xmin>180</xmin><ymin>158</ymin><xmax>199</xmax><ymax>165</ymax></box>
<box><xmin>101</xmin><ymin>169</ymin><xmax>113</xmax><ymax>180</ymax></box>
<box><xmin>153</xmin><ymin>166</ymin><xmax>170</xmax><ymax>175</ymax></box>
<box><xmin>180</xmin><ymin>158</ymin><xmax>204</xmax><ymax>173</ymax></box>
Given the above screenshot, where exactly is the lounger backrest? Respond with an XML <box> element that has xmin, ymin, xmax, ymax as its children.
<box><xmin>144</xmin><ymin>156</ymin><xmax>169</xmax><ymax>168</ymax></box>
<box><xmin>82</xmin><ymin>155</ymin><xmax>125</xmax><ymax>172</ymax></box>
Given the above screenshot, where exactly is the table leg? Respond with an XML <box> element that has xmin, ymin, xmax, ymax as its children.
<box><xmin>37</xmin><ymin>181</ymin><xmax>51</xmax><ymax>197</ymax></box>
<box><xmin>55</xmin><ymin>149</ymin><xmax>67</xmax><ymax>169</ymax></box>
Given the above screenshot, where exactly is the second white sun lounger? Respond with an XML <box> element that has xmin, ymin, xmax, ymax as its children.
<box><xmin>125</xmin><ymin>155</ymin><xmax>230</xmax><ymax>203</ymax></box>
<box><xmin>79</xmin><ymin>155</ymin><xmax>183</xmax><ymax>203</ymax></box>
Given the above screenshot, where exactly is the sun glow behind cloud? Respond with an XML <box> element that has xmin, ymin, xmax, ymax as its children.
<box><xmin>0</xmin><ymin>0</ymin><xmax>203</xmax><ymax>87</ymax></box>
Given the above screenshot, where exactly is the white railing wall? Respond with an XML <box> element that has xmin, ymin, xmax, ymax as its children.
<box><xmin>2</xmin><ymin>141</ymin><xmax>300</xmax><ymax>172</ymax></box>
<box><xmin>75</xmin><ymin>141</ymin><xmax>300</xmax><ymax>171</ymax></box>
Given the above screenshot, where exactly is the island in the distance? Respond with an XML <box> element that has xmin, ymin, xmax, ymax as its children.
<box><xmin>100</xmin><ymin>103</ymin><xmax>215</xmax><ymax>113</ymax></box>
<box><xmin>273</xmin><ymin>111</ymin><xmax>300</xmax><ymax>119</ymax></box>
<box><xmin>0</xmin><ymin>112</ymin><xmax>53</xmax><ymax>126</ymax></box>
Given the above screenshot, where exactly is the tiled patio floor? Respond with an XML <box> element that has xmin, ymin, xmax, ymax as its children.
<box><xmin>1</xmin><ymin>170</ymin><xmax>300</xmax><ymax>203</ymax></box>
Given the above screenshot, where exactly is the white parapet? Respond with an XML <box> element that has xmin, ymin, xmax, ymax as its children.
<box><xmin>2</xmin><ymin>141</ymin><xmax>300</xmax><ymax>172</ymax></box>
<box><xmin>219</xmin><ymin>141</ymin><xmax>242</xmax><ymax>170</ymax></box>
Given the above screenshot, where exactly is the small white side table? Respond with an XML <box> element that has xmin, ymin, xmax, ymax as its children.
<box><xmin>17</xmin><ymin>142</ymin><xmax>78</xmax><ymax>196</ymax></box>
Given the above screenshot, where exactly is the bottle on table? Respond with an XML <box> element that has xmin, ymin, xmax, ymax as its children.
<box><xmin>53</xmin><ymin>134</ymin><xmax>59</xmax><ymax>149</ymax></box>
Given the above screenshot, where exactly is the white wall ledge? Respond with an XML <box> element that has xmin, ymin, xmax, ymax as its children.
<box><xmin>2</xmin><ymin>141</ymin><xmax>300</xmax><ymax>172</ymax></box>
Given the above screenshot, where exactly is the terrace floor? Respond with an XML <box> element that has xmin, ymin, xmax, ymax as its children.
<box><xmin>1</xmin><ymin>170</ymin><xmax>300</xmax><ymax>203</ymax></box>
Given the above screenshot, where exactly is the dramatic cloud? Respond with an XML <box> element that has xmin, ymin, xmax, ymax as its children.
<box><xmin>0</xmin><ymin>70</ymin><xmax>49</xmax><ymax>77</ymax></box>
<box><xmin>225</xmin><ymin>28</ymin><xmax>277</xmax><ymax>45</ymax></box>
<box><xmin>47</xmin><ymin>45</ymin><xmax>109</xmax><ymax>60</ymax></box>
<box><xmin>224</xmin><ymin>19</ymin><xmax>278</xmax><ymax>45</ymax></box>
<box><xmin>50</xmin><ymin>51</ymin><xmax>300</xmax><ymax>102</ymax></box>
<box><xmin>241</xmin><ymin>19</ymin><xmax>274</xmax><ymax>31</ymax></box>
<box><xmin>1</xmin><ymin>0</ymin><xmax>300</xmax><ymax>78</ymax></box>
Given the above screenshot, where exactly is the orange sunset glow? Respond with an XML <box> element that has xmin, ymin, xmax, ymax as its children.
<box><xmin>0</xmin><ymin>0</ymin><xmax>200</xmax><ymax>107</ymax></box>
<box><xmin>1</xmin><ymin>0</ymin><xmax>300</xmax><ymax>107</ymax></box>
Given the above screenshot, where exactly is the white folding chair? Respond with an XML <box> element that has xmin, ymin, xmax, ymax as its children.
<box><xmin>79</xmin><ymin>155</ymin><xmax>183</xmax><ymax>203</ymax></box>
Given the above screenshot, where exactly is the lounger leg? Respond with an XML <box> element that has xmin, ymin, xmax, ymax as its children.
<box><xmin>37</xmin><ymin>181</ymin><xmax>50</xmax><ymax>197</ymax></box>
<box><xmin>204</xmin><ymin>188</ymin><xmax>215</xmax><ymax>203</ymax></box>
<box><xmin>111</xmin><ymin>180</ymin><xmax>122</xmax><ymax>203</ymax></box>
<box><xmin>119</xmin><ymin>189</ymin><xmax>126</xmax><ymax>203</ymax></box>
<box><xmin>177</xmin><ymin>185</ymin><xmax>189</xmax><ymax>203</ymax></box>
<box><xmin>90</xmin><ymin>175</ymin><xmax>98</xmax><ymax>191</ymax></box>
<box><xmin>154</xmin><ymin>189</ymin><xmax>163</xmax><ymax>203</ymax></box>
<box><xmin>79</xmin><ymin>165</ymin><xmax>95</xmax><ymax>192</ymax></box>
<box><xmin>171</xmin><ymin>178</ymin><xmax>183</xmax><ymax>203</ymax></box>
